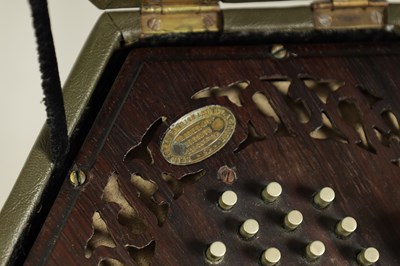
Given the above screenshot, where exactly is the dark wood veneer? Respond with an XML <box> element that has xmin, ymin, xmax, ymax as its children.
<box><xmin>26</xmin><ymin>43</ymin><xmax>400</xmax><ymax>265</ymax></box>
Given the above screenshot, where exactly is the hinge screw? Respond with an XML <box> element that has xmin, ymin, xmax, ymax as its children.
<box><xmin>318</xmin><ymin>14</ymin><xmax>332</xmax><ymax>28</ymax></box>
<box><xmin>270</xmin><ymin>44</ymin><xmax>288</xmax><ymax>59</ymax></box>
<box><xmin>147</xmin><ymin>18</ymin><xmax>161</xmax><ymax>31</ymax></box>
<box><xmin>370</xmin><ymin>11</ymin><xmax>383</xmax><ymax>24</ymax></box>
<box><xmin>203</xmin><ymin>15</ymin><xmax>215</xmax><ymax>28</ymax></box>
<box><xmin>69</xmin><ymin>169</ymin><xmax>86</xmax><ymax>187</ymax></box>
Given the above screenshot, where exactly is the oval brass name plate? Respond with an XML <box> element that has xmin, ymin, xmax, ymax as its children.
<box><xmin>161</xmin><ymin>105</ymin><xmax>236</xmax><ymax>165</ymax></box>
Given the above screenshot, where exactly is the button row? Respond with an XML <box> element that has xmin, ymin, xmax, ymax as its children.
<box><xmin>206</xmin><ymin>241</ymin><xmax>379</xmax><ymax>265</ymax></box>
<box><xmin>263</xmin><ymin>183</ymin><xmax>335</xmax><ymax>209</ymax></box>
<box><xmin>219</xmin><ymin>187</ymin><xmax>357</xmax><ymax>237</ymax></box>
<box><xmin>219</xmin><ymin>184</ymin><xmax>335</xmax><ymax>208</ymax></box>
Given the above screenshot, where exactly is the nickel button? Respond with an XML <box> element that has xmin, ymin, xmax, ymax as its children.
<box><xmin>357</xmin><ymin>247</ymin><xmax>379</xmax><ymax>266</ymax></box>
<box><xmin>314</xmin><ymin>187</ymin><xmax>335</xmax><ymax>208</ymax></box>
<box><xmin>206</xmin><ymin>241</ymin><xmax>226</xmax><ymax>263</ymax></box>
<box><xmin>284</xmin><ymin>210</ymin><xmax>303</xmax><ymax>230</ymax></box>
<box><xmin>336</xmin><ymin>216</ymin><xmax>357</xmax><ymax>237</ymax></box>
<box><xmin>240</xmin><ymin>219</ymin><xmax>259</xmax><ymax>239</ymax></box>
<box><xmin>261</xmin><ymin>247</ymin><xmax>281</xmax><ymax>266</ymax></box>
<box><xmin>218</xmin><ymin>190</ymin><xmax>237</xmax><ymax>210</ymax></box>
<box><xmin>306</xmin><ymin>240</ymin><xmax>325</xmax><ymax>261</ymax></box>
<box><xmin>262</xmin><ymin>182</ymin><xmax>282</xmax><ymax>202</ymax></box>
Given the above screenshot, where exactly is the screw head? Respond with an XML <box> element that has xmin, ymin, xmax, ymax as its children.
<box><xmin>217</xmin><ymin>165</ymin><xmax>237</xmax><ymax>185</ymax></box>
<box><xmin>270</xmin><ymin>45</ymin><xmax>288</xmax><ymax>59</ymax></box>
<box><xmin>318</xmin><ymin>14</ymin><xmax>332</xmax><ymax>28</ymax></box>
<box><xmin>147</xmin><ymin>18</ymin><xmax>161</xmax><ymax>31</ymax></box>
<box><xmin>70</xmin><ymin>170</ymin><xmax>86</xmax><ymax>187</ymax></box>
<box><xmin>370</xmin><ymin>11</ymin><xmax>383</xmax><ymax>24</ymax></box>
<box><xmin>203</xmin><ymin>15</ymin><xmax>215</xmax><ymax>28</ymax></box>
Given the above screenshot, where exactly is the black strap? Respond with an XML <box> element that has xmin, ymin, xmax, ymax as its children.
<box><xmin>28</xmin><ymin>0</ymin><xmax>69</xmax><ymax>165</ymax></box>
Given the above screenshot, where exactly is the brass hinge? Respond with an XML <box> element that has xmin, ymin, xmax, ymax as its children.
<box><xmin>141</xmin><ymin>0</ymin><xmax>221</xmax><ymax>35</ymax></box>
<box><xmin>312</xmin><ymin>0</ymin><xmax>388</xmax><ymax>29</ymax></box>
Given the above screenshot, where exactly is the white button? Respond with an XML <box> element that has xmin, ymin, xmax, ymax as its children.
<box><xmin>306</xmin><ymin>240</ymin><xmax>325</xmax><ymax>261</ymax></box>
<box><xmin>357</xmin><ymin>247</ymin><xmax>379</xmax><ymax>265</ymax></box>
<box><xmin>336</xmin><ymin>216</ymin><xmax>357</xmax><ymax>237</ymax></box>
<box><xmin>218</xmin><ymin>190</ymin><xmax>237</xmax><ymax>210</ymax></box>
<box><xmin>206</xmin><ymin>241</ymin><xmax>226</xmax><ymax>262</ymax></box>
<box><xmin>261</xmin><ymin>247</ymin><xmax>281</xmax><ymax>266</ymax></box>
<box><xmin>284</xmin><ymin>210</ymin><xmax>303</xmax><ymax>230</ymax></box>
<box><xmin>240</xmin><ymin>219</ymin><xmax>259</xmax><ymax>238</ymax></box>
<box><xmin>314</xmin><ymin>187</ymin><xmax>335</xmax><ymax>208</ymax></box>
<box><xmin>262</xmin><ymin>182</ymin><xmax>282</xmax><ymax>202</ymax></box>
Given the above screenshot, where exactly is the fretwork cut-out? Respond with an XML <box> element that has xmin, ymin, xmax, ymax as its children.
<box><xmin>131</xmin><ymin>174</ymin><xmax>169</xmax><ymax>226</ymax></box>
<box><xmin>310</xmin><ymin>112</ymin><xmax>348</xmax><ymax>144</ymax></box>
<box><xmin>301</xmin><ymin>75</ymin><xmax>345</xmax><ymax>104</ymax></box>
<box><xmin>124</xmin><ymin>117</ymin><xmax>166</xmax><ymax>165</ymax></box>
<box><xmin>260</xmin><ymin>75</ymin><xmax>291</xmax><ymax>96</ymax></box>
<box><xmin>234</xmin><ymin>121</ymin><xmax>266</xmax><ymax>153</ymax></box>
<box><xmin>102</xmin><ymin>173</ymin><xmax>147</xmax><ymax>235</ymax></box>
<box><xmin>382</xmin><ymin>110</ymin><xmax>400</xmax><ymax>143</ymax></box>
<box><xmin>191</xmin><ymin>80</ymin><xmax>250</xmax><ymax>107</ymax></box>
<box><xmin>262</xmin><ymin>76</ymin><xmax>310</xmax><ymax>124</ymax></box>
<box><xmin>161</xmin><ymin>170</ymin><xmax>206</xmax><ymax>200</ymax></box>
<box><xmin>339</xmin><ymin>100</ymin><xmax>376</xmax><ymax>153</ymax></box>
<box><xmin>85</xmin><ymin>211</ymin><xmax>116</xmax><ymax>259</ymax></box>
<box><xmin>98</xmin><ymin>258</ymin><xmax>124</xmax><ymax>266</ymax></box>
<box><xmin>357</xmin><ymin>85</ymin><xmax>382</xmax><ymax>108</ymax></box>
<box><xmin>126</xmin><ymin>241</ymin><xmax>156</xmax><ymax>266</ymax></box>
<box><xmin>252</xmin><ymin>91</ymin><xmax>289</xmax><ymax>135</ymax></box>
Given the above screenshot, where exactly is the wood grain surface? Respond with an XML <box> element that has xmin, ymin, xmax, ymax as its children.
<box><xmin>26</xmin><ymin>43</ymin><xmax>400</xmax><ymax>265</ymax></box>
